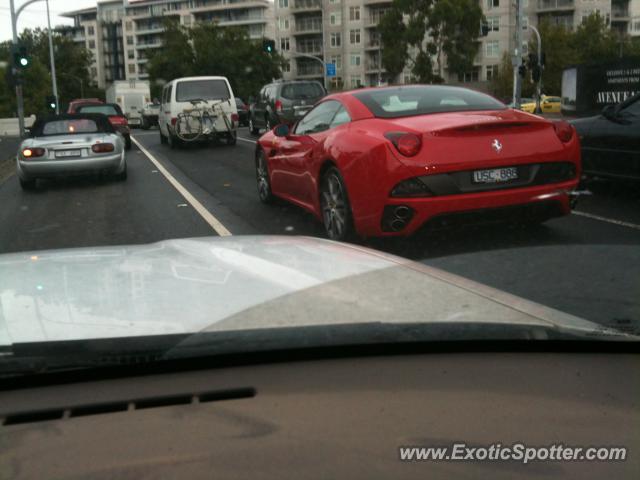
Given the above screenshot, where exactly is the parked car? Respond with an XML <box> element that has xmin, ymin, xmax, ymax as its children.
<box><xmin>76</xmin><ymin>103</ymin><xmax>132</xmax><ymax>150</ymax></box>
<box><xmin>158</xmin><ymin>76</ymin><xmax>239</xmax><ymax>148</ymax></box>
<box><xmin>520</xmin><ymin>95</ymin><xmax>562</xmax><ymax>114</ymax></box>
<box><xmin>570</xmin><ymin>93</ymin><xmax>640</xmax><ymax>181</ymax></box>
<box><xmin>16</xmin><ymin>113</ymin><xmax>127</xmax><ymax>190</ymax></box>
<box><xmin>249</xmin><ymin>80</ymin><xmax>326</xmax><ymax>135</ymax></box>
<box><xmin>255</xmin><ymin>85</ymin><xmax>581</xmax><ymax>241</ymax></box>
<box><xmin>235</xmin><ymin>97</ymin><xmax>250</xmax><ymax>126</ymax></box>
<box><xmin>67</xmin><ymin>98</ymin><xmax>103</xmax><ymax>113</ymax></box>
<box><xmin>141</xmin><ymin>102</ymin><xmax>161</xmax><ymax>129</ymax></box>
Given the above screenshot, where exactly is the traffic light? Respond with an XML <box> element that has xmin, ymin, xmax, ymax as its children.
<box><xmin>12</xmin><ymin>45</ymin><xmax>30</xmax><ymax>70</ymax></box>
<box><xmin>46</xmin><ymin>96</ymin><xmax>58</xmax><ymax>113</ymax></box>
<box><xmin>532</xmin><ymin>64</ymin><xmax>542</xmax><ymax>83</ymax></box>
<box><xmin>518</xmin><ymin>63</ymin><xmax>527</xmax><ymax>78</ymax></box>
<box><xmin>262</xmin><ymin>39</ymin><xmax>276</xmax><ymax>54</ymax></box>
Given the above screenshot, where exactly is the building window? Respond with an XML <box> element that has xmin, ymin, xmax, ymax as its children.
<box><xmin>486</xmin><ymin>64</ymin><xmax>499</xmax><ymax>80</ymax></box>
<box><xmin>487</xmin><ymin>0</ymin><xmax>499</xmax><ymax>8</ymax></box>
<box><xmin>126</xmin><ymin>36</ymin><xmax>134</xmax><ymax>45</ymax></box>
<box><xmin>330</xmin><ymin>32</ymin><xmax>342</xmax><ymax>47</ymax></box>
<box><xmin>350</xmin><ymin>75</ymin><xmax>362</xmax><ymax>87</ymax></box>
<box><xmin>128</xmin><ymin>64</ymin><xmax>136</xmax><ymax>74</ymax></box>
<box><xmin>280</xmin><ymin>37</ymin><xmax>290</xmax><ymax>51</ymax></box>
<box><xmin>349</xmin><ymin>29</ymin><xmax>361</xmax><ymax>45</ymax></box>
<box><xmin>458</xmin><ymin>67</ymin><xmax>480</xmax><ymax>82</ymax></box>
<box><xmin>125</xmin><ymin>21</ymin><xmax>132</xmax><ymax>31</ymax></box>
<box><xmin>183</xmin><ymin>15</ymin><xmax>192</xmax><ymax>26</ymax></box>
<box><xmin>330</xmin><ymin>54</ymin><xmax>342</xmax><ymax>70</ymax></box>
<box><xmin>330</xmin><ymin>12</ymin><xmax>341</xmax><ymax>26</ymax></box>
<box><xmin>488</xmin><ymin>16</ymin><xmax>500</xmax><ymax>32</ymax></box>
<box><xmin>88</xmin><ymin>25</ymin><xmax>95</xmax><ymax>36</ymax></box>
<box><xmin>278</xmin><ymin>0</ymin><xmax>289</xmax><ymax>7</ymax></box>
<box><xmin>350</xmin><ymin>53</ymin><xmax>361</xmax><ymax>66</ymax></box>
<box><xmin>88</xmin><ymin>39</ymin><xmax>96</xmax><ymax>49</ymax></box>
<box><xmin>329</xmin><ymin>0</ymin><xmax>340</xmax><ymax>3</ymax></box>
<box><xmin>283</xmin><ymin>61</ymin><xmax>291</xmax><ymax>72</ymax></box>
<box><xmin>128</xmin><ymin>50</ymin><xmax>135</xmax><ymax>59</ymax></box>
<box><xmin>349</xmin><ymin>6</ymin><xmax>361</xmax><ymax>21</ymax></box>
<box><xmin>279</xmin><ymin>17</ymin><xmax>290</xmax><ymax>30</ymax></box>
<box><xmin>485</xmin><ymin>40</ymin><xmax>499</xmax><ymax>58</ymax></box>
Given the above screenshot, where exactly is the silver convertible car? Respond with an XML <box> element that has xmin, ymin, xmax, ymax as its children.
<box><xmin>16</xmin><ymin>113</ymin><xmax>127</xmax><ymax>190</ymax></box>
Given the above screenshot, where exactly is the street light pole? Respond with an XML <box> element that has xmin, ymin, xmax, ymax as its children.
<box><xmin>45</xmin><ymin>0</ymin><xmax>59</xmax><ymax>114</ymax></box>
<box><xmin>512</xmin><ymin>0</ymin><xmax>524</xmax><ymax>109</ymax></box>
<box><xmin>530</xmin><ymin>25</ymin><xmax>543</xmax><ymax>114</ymax></box>
<box><xmin>10</xmin><ymin>0</ymin><xmax>60</xmax><ymax>136</ymax></box>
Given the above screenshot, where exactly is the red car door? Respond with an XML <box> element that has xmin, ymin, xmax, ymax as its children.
<box><xmin>271</xmin><ymin>101</ymin><xmax>342</xmax><ymax>205</ymax></box>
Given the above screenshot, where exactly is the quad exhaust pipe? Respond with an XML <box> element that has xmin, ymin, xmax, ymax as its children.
<box><xmin>390</xmin><ymin>206</ymin><xmax>412</xmax><ymax>231</ymax></box>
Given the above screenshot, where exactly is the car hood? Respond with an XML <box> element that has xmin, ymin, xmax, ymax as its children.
<box><xmin>0</xmin><ymin>236</ymin><xmax>628</xmax><ymax>348</ymax></box>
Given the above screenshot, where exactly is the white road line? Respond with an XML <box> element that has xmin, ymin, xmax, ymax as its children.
<box><xmin>237</xmin><ymin>136</ymin><xmax>257</xmax><ymax>145</ymax></box>
<box><xmin>572</xmin><ymin>210</ymin><xmax>640</xmax><ymax>231</ymax></box>
<box><xmin>131</xmin><ymin>136</ymin><xmax>232</xmax><ymax>236</ymax></box>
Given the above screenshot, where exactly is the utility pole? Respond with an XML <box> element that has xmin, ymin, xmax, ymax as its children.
<box><xmin>530</xmin><ymin>25</ymin><xmax>543</xmax><ymax>114</ymax></box>
<box><xmin>9</xmin><ymin>0</ymin><xmax>26</xmax><ymax>138</ymax></box>
<box><xmin>512</xmin><ymin>0</ymin><xmax>524</xmax><ymax>108</ymax></box>
<box><xmin>46</xmin><ymin>0</ymin><xmax>59</xmax><ymax>114</ymax></box>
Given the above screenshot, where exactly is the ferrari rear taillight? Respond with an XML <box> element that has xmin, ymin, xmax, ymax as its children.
<box><xmin>552</xmin><ymin>121</ymin><xmax>574</xmax><ymax>143</ymax></box>
<box><xmin>231</xmin><ymin>113</ymin><xmax>239</xmax><ymax>123</ymax></box>
<box><xmin>275</xmin><ymin>100</ymin><xmax>283</xmax><ymax>113</ymax></box>
<box><xmin>22</xmin><ymin>147</ymin><xmax>45</xmax><ymax>158</ymax></box>
<box><xmin>108</xmin><ymin>115</ymin><xmax>128</xmax><ymax>126</ymax></box>
<box><xmin>92</xmin><ymin>143</ymin><xmax>115</xmax><ymax>153</ymax></box>
<box><xmin>171</xmin><ymin>117</ymin><xmax>177</xmax><ymax>126</ymax></box>
<box><xmin>384</xmin><ymin>132</ymin><xmax>422</xmax><ymax>157</ymax></box>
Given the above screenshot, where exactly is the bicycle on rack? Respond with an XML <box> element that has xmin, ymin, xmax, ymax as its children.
<box><xmin>175</xmin><ymin>99</ymin><xmax>236</xmax><ymax>145</ymax></box>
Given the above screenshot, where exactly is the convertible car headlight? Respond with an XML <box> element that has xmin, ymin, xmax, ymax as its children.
<box><xmin>390</xmin><ymin>177</ymin><xmax>433</xmax><ymax>197</ymax></box>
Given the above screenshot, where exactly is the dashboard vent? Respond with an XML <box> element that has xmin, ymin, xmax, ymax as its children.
<box><xmin>2</xmin><ymin>387</ymin><xmax>256</xmax><ymax>426</ymax></box>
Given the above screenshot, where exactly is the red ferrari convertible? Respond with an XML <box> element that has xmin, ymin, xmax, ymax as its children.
<box><xmin>255</xmin><ymin>85</ymin><xmax>581</xmax><ymax>240</ymax></box>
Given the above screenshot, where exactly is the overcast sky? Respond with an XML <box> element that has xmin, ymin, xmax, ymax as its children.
<box><xmin>1</xmin><ymin>0</ymin><xmax>98</xmax><ymax>42</ymax></box>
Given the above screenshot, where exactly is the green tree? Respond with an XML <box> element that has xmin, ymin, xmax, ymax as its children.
<box><xmin>148</xmin><ymin>22</ymin><xmax>284</xmax><ymax>101</ymax></box>
<box><xmin>490</xmin><ymin>52</ymin><xmax>514</xmax><ymax>102</ymax></box>
<box><xmin>379</xmin><ymin>0</ymin><xmax>484</xmax><ymax>83</ymax></box>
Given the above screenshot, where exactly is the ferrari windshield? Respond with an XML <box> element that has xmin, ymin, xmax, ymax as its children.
<box><xmin>353</xmin><ymin>86</ymin><xmax>506</xmax><ymax>118</ymax></box>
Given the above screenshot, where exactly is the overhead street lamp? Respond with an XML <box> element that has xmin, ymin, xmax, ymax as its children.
<box><xmin>9</xmin><ymin>0</ymin><xmax>60</xmax><ymax>137</ymax></box>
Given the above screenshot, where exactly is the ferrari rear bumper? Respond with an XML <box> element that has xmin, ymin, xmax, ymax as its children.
<box><xmin>358</xmin><ymin>181</ymin><xmax>578</xmax><ymax>237</ymax></box>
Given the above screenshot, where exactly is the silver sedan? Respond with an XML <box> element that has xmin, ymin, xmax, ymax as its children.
<box><xmin>16</xmin><ymin>113</ymin><xmax>127</xmax><ymax>190</ymax></box>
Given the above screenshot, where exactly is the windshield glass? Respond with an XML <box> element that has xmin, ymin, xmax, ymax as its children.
<box><xmin>77</xmin><ymin>105</ymin><xmax>121</xmax><ymax>116</ymax></box>
<box><xmin>353</xmin><ymin>86</ymin><xmax>506</xmax><ymax>118</ymax></box>
<box><xmin>1</xmin><ymin>6</ymin><xmax>638</xmax><ymax>382</ymax></box>
<box><xmin>175</xmin><ymin>79</ymin><xmax>230</xmax><ymax>102</ymax></box>
<box><xmin>281</xmin><ymin>83</ymin><xmax>325</xmax><ymax>100</ymax></box>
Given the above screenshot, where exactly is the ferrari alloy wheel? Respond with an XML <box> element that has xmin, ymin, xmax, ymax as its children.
<box><xmin>256</xmin><ymin>150</ymin><xmax>273</xmax><ymax>204</ymax></box>
<box><xmin>320</xmin><ymin>167</ymin><xmax>354</xmax><ymax>241</ymax></box>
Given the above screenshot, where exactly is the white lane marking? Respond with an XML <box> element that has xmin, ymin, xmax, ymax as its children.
<box><xmin>131</xmin><ymin>136</ymin><xmax>232</xmax><ymax>236</ymax></box>
<box><xmin>572</xmin><ymin>210</ymin><xmax>640</xmax><ymax>231</ymax></box>
<box><xmin>237</xmin><ymin>136</ymin><xmax>257</xmax><ymax>145</ymax></box>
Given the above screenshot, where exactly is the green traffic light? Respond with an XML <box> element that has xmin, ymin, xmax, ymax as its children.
<box><xmin>20</xmin><ymin>58</ymin><xmax>28</xmax><ymax>67</ymax></box>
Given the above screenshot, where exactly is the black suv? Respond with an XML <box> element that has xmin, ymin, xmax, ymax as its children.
<box><xmin>249</xmin><ymin>81</ymin><xmax>326</xmax><ymax>135</ymax></box>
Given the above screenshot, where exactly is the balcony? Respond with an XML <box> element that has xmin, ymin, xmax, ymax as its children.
<box><xmin>292</xmin><ymin>0</ymin><xmax>322</xmax><ymax>12</ymax></box>
<box><xmin>294</xmin><ymin>18</ymin><xmax>323</xmax><ymax>34</ymax></box>
<box><xmin>363</xmin><ymin>0</ymin><xmax>393</xmax><ymax>5</ymax></box>
<box><xmin>136</xmin><ymin>40</ymin><xmax>163</xmax><ymax>49</ymax></box>
<box><xmin>297</xmin><ymin>43</ymin><xmax>324</xmax><ymax>55</ymax></box>
<box><xmin>296</xmin><ymin>63</ymin><xmax>324</xmax><ymax>77</ymax></box>
<box><xmin>611</xmin><ymin>7</ymin><xmax>630</xmax><ymax>21</ymax></box>
<box><xmin>537</xmin><ymin>0</ymin><xmax>574</xmax><ymax>11</ymax></box>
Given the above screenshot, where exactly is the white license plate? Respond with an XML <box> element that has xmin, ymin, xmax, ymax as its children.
<box><xmin>473</xmin><ymin>167</ymin><xmax>518</xmax><ymax>183</ymax></box>
<box><xmin>55</xmin><ymin>150</ymin><xmax>82</xmax><ymax>158</ymax></box>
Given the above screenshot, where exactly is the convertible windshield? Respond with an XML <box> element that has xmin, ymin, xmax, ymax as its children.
<box><xmin>353</xmin><ymin>86</ymin><xmax>506</xmax><ymax>118</ymax></box>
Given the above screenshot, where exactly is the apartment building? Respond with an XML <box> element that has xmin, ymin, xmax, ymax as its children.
<box><xmin>60</xmin><ymin>0</ymin><xmax>275</xmax><ymax>89</ymax></box>
<box><xmin>276</xmin><ymin>0</ymin><xmax>640</xmax><ymax>91</ymax></box>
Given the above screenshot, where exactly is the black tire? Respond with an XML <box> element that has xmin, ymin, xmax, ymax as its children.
<box><xmin>125</xmin><ymin>135</ymin><xmax>132</xmax><ymax>151</ymax></box>
<box><xmin>256</xmin><ymin>149</ymin><xmax>274</xmax><ymax>204</ymax></box>
<box><xmin>168</xmin><ymin>132</ymin><xmax>181</xmax><ymax>149</ymax></box>
<box><xmin>227</xmin><ymin>130</ymin><xmax>237</xmax><ymax>146</ymax></box>
<box><xmin>249</xmin><ymin>116</ymin><xmax>259</xmax><ymax>136</ymax></box>
<box><xmin>114</xmin><ymin>163</ymin><xmax>127</xmax><ymax>181</ymax></box>
<box><xmin>319</xmin><ymin>167</ymin><xmax>355</xmax><ymax>242</ymax></box>
<box><xmin>19</xmin><ymin>177</ymin><xmax>36</xmax><ymax>190</ymax></box>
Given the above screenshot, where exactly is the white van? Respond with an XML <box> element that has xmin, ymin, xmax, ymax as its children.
<box><xmin>159</xmin><ymin>76</ymin><xmax>238</xmax><ymax>147</ymax></box>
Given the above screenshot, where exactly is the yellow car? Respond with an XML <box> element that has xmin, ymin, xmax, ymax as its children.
<box><xmin>520</xmin><ymin>95</ymin><xmax>562</xmax><ymax>114</ymax></box>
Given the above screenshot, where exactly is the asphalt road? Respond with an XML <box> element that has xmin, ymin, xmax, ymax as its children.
<box><xmin>0</xmin><ymin>128</ymin><xmax>638</xmax><ymax>332</ymax></box>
